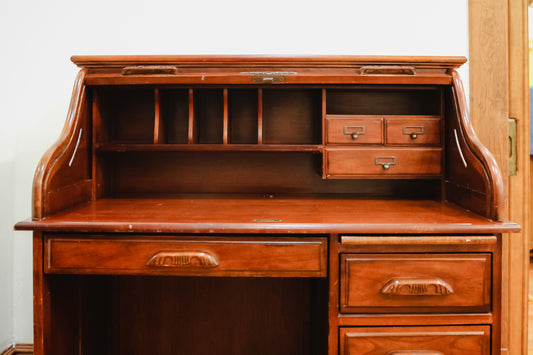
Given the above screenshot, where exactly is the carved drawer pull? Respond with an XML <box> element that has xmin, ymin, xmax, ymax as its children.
<box><xmin>387</xmin><ymin>351</ymin><xmax>444</xmax><ymax>355</ymax></box>
<box><xmin>122</xmin><ymin>65</ymin><xmax>179</xmax><ymax>75</ymax></box>
<box><xmin>381</xmin><ymin>277</ymin><xmax>454</xmax><ymax>296</ymax></box>
<box><xmin>360</xmin><ymin>65</ymin><xmax>416</xmax><ymax>75</ymax></box>
<box><xmin>403</xmin><ymin>126</ymin><xmax>425</xmax><ymax>139</ymax></box>
<box><xmin>344</xmin><ymin>126</ymin><xmax>366</xmax><ymax>139</ymax></box>
<box><xmin>146</xmin><ymin>251</ymin><xmax>219</xmax><ymax>268</ymax></box>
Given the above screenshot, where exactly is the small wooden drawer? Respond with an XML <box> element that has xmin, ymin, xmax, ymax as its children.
<box><xmin>44</xmin><ymin>235</ymin><xmax>327</xmax><ymax>277</ymax></box>
<box><xmin>325</xmin><ymin>116</ymin><xmax>383</xmax><ymax>144</ymax></box>
<box><xmin>340</xmin><ymin>254</ymin><xmax>492</xmax><ymax>313</ymax></box>
<box><xmin>385</xmin><ymin>116</ymin><xmax>441</xmax><ymax>145</ymax></box>
<box><xmin>340</xmin><ymin>326</ymin><xmax>491</xmax><ymax>355</ymax></box>
<box><xmin>325</xmin><ymin>148</ymin><xmax>442</xmax><ymax>178</ymax></box>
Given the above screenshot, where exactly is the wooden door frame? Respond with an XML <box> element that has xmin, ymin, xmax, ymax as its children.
<box><xmin>469</xmin><ymin>0</ymin><xmax>529</xmax><ymax>353</ymax></box>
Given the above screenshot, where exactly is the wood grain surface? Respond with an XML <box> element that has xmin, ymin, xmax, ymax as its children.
<box><xmin>16</xmin><ymin>198</ymin><xmax>519</xmax><ymax>234</ymax></box>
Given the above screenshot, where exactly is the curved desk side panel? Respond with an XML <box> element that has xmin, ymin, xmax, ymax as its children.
<box><xmin>32</xmin><ymin>68</ymin><xmax>92</xmax><ymax>220</ymax></box>
<box><xmin>444</xmin><ymin>70</ymin><xmax>504</xmax><ymax>221</ymax></box>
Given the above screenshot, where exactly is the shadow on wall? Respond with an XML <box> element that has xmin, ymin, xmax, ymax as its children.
<box><xmin>0</xmin><ymin>159</ymin><xmax>15</xmax><ymax>350</ymax></box>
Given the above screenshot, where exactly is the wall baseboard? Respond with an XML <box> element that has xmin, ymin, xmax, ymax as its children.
<box><xmin>0</xmin><ymin>345</ymin><xmax>14</xmax><ymax>355</ymax></box>
<box><xmin>0</xmin><ymin>344</ymin><xmax>33</xmax><ymax>355</ymax></box>
<box><xmin>14</xmin><ymin>344</ymin><xmax>33</xmax><ymax>354</ymax></box>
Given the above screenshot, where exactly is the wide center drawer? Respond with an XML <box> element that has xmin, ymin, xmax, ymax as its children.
<box><xmin>44</xmin><ymin>235</ymin><xmax>327</xmax><ymax>277</ymax></box>
<box><xmin>325</xmin><ymin>148</ymin><xmax>442</xmax><ymax>178</ymax></box>
<box><xmin>340</xmin><ymin>253</ymin><xmax>492</xmax><ymax>313</ymax></box>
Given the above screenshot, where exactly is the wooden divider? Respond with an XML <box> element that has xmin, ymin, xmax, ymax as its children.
<box><xmin>258</xmin><ymin>88</ymin><xmax>263</xmax><ymax>144</ymax></box>
<box><xmin>223</xmin><ymin>88</ymin><xmax>229</xmax><ymax>144</ymax></box>
<box><xmin>153</xmin><ymin>88</ymin><xmax>163</xmax><ymax>144</ymax></box>
<box><xmin>187</xmin><ymin>88</ymin><xmax>196</xmax><ymax>144</ymax></box>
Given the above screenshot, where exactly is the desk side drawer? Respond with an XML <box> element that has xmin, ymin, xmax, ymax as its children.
<box><xmin>44</xmin><ymin>235</ymin><xmax>327</xmax><ymax>277</ymax></box>
<box><xmin>326</xmin><ymin>116</ymin><xmax>383</xmax><ymax>144</ymax></box>
<box><xmin>325</xmin><ymin>148</ymin><xmax>442</xmax><ymax>178</ymax></box>
<box><xmin>340</xmin><ymin>253</ymin><xmax>491</xmax><ymax>313</ymax></box>
<box><xmin>385</xmin><ymin>116</ymin><xmax>441</xmax><ymax>145</ymax></box>
<box><xmin>340</xmin><ymin>326</ymin><xmax>490</xmax><ymax>355</ymax></box>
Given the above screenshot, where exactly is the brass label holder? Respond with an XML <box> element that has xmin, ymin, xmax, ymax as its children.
<box><xmin>242</xmin><ymin>71</ymin><xmax>297</xmax><ymax>84</ymax></box>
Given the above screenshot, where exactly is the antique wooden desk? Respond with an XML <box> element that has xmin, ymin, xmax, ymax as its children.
<box><xmin>16</xmin><ymin>56</ymin><xmax>519</xmax><ymax>355</ymax></box>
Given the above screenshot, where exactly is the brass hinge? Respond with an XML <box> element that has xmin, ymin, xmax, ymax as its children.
<box><xmin>509</xmin><ymin>118</ymin><xmax>517</xmax><ymax>176</ymax></box>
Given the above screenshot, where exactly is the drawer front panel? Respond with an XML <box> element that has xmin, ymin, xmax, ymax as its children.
<box><xmin>340</xmin><ymin>326</ymin><xmax>490</xmax><ymax>355</ymax></box>
<box><xmin>385</xmin><ymin>117</ymin><xmax>441</xmax><ymax>145</ymax></box>
<box><xmin>45</xmin><ymin>235</ymin><xmax>327</xmax><ymax>277</ymax></box>
<box><xmin>340</xmin><ymin>253</ymin><xmax>491</xmax><ymax>313</ymax></box>
<box><xmin>326</xmin><ymin>116</ymin><xmax>383</xmax><ymax>144</ymax></box>
<box><xmin>325</xmin><ymin>148</ymin><xmax>442</xmax><ymax>177</ymax></box>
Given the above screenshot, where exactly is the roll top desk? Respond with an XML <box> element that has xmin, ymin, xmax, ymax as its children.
<box><xmin>16</xmin><ymin>56</ymin><xmax>520</xmax><ymax>355</ymax></box>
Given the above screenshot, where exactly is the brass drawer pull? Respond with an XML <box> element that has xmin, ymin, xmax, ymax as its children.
<box><xmin>403</xmin><ymin>126</ymin><xmax>425</xmax><ymax>139</ymax></box>
<box><xmin>344</xmin><ymin>126</ymin><xmax>366</xmax><ymax>139</ymax></box>
<box><xmin>375</xmin><ymin>156</ymin><xmax>396</xmax><ymax>170</ymax></box>
<box><xmin>381</xmin><ymin>277</ymin><xmax>454</xmax><ymax>296</ymax></box>
<box><xmin>146</xmin><ymin>251</ymin><xmax>219</xmax><ymax>268</ymax></box>
<box><xmin>387</xmin><ymin>351</ymin><xmax>444</xmax><ymax>355</ymax></box>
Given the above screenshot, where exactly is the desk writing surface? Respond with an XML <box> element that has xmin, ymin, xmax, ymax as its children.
<box><xmin>16</xmin><ymin>198</ymin><xmax>519</xmax><ymax>234</ymax></box>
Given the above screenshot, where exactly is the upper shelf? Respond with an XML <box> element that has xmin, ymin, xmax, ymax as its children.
<box><xmin>97</xmin><ymin>144</ymin><xmax>323</xmax><ymax>153</ymax></box>
<box><xmin>93</xmin><ymin>86</ymin><xmax>441</xmax><ymax>147</ymax></box>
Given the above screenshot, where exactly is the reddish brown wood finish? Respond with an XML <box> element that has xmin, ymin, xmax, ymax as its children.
<box><xmin>96</xmin><ymin>143</ymin><xmax>322</xmax><ymax>152</ymax></box>
<box><xmin>32</xmin><ymin>233</ymin><xmax>50</xmax><ymax>355</ymax></box>
<box><xmin>333</xmin><ymin>234</ymin><xmax>503</xmax><ymax>354</ymax></box>
<box><xmin>223</xmin><ymin>88</ymin><xmax>229</xmax><ymax>144</ymax></box>
<box><xmin>33</xmin><ymin>69</ymin><xmax>91</xmax><ymax>219</ymax></box>
<box><xmin>339</xmin><ymin>326</ymin><xmax>491</xmax><ymax>355</ymax></box>
<box><xmin>257</xmin><ymin>89</ymin><xmax>263</xmax><ymax>144</ymax></box>
<box><xmin>187</xmin><ymin>88</ymin><xmax>195</xmax><ymax>143</ymax></box>
<box><xmin>15</xmin><ymin>198</ymin><xmax>519</xmax><ymax>234</ymax></box>
<box><xmin>44</xmin><ymin>235</ymin><xmax>327</xmax><ymax>277</ymax></box>
<box><xmin>71</xmin><ymin>55</ymin><xmax>467</xmax><ymax>67</ymax></box>
<box><xmin>19</xmin><ymin>56</ymin><xmax>518</xmax><ymax>355</ymax></box>
<box><xmin>340</xmin><ymin>253</ymin><xmax>492</xmax><ymax>313</ymax></box>
<box><xmin>326</xmin><ymin>116</ymin><xmax>384</xmax><ymax>144</ymax></box>
<box><xmin>228</xmin><ymin>89</ymin><xmax>258</xmax><ymax>144</ymax></box>
<box><xmin>112</xmin><ymin>276</ymin><xmax>327</xmax><ymax>355</ymax></box>
<box><xmin>325</xmin><ymin>88</ymin><xmax>442</xmax><ymax>116</ymax></box>
<box><xmin>385</xmin><ymin>116</ymin><xmax>441</xmax><ymax>145</ymax></box>
<box><xmin>71</xmin><ymin>55</ymin><xmax>465</xmax><ymax>86</ymax></box>
<box><xmin>153</xmin><ymin>88</ymin><xmax>163</xmax><ymax>144</ymax></box>
<box><xmin>325</xmin><ymin>147</ymin><xmax>443</xmax><ymax>178</ymax></box>
<box><xmin>444</xmin><ymin>70</ymin><xmax>505</xmax><ymax>221</ymax></box>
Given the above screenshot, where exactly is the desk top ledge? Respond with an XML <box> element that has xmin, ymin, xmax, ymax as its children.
<box><xmin>70</xmin><ymin>55</ymin><xmax>467</xmax><ymax>68</ymax></box>
<box><xmin>15</xmin><ymin>198</ymin><xmax>520</xmax><ymax>234</ymax></box>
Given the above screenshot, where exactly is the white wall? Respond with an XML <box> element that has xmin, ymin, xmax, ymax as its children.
<box><xmin>0</xmin><ymin>125</ymin><xmax>15</xmax><ymax>350</ymax></box>
<box><xmin>0</xmin><ymin>0</ymin><xmax>469</xmax><ymax>346</ymax></box>
<box><xmin>0</xmin><ymin>0</ymin><xmax>16</xmax><ymax>349</ymax></box>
